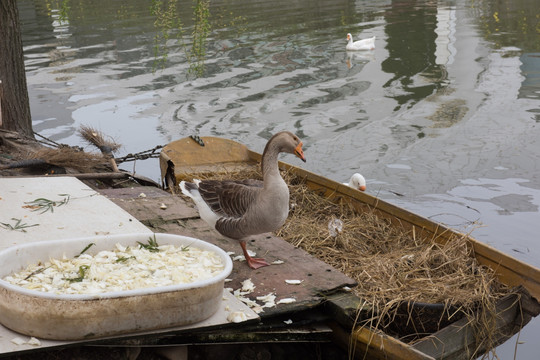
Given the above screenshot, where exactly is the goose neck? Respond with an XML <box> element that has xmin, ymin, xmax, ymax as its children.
<box><xmin>261</xmin><ymin>145</ymin><xmax>280</xmax><ymax>180</ymax></box>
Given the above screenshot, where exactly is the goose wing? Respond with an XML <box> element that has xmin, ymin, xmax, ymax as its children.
<box><xmin>197</xmin><ymin>179</ymin><xmax>263</xmax><ymax>218</ymax></box>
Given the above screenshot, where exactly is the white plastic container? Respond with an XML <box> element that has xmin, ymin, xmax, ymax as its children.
<box><xmin>0</xmin><ymin>233</ymin><xmax>232</xmax><ymax>340</ymax></box>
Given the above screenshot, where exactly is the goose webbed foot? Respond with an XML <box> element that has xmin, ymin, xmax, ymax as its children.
<box><xmin>240</xmin><ymin>240</ymin><xmax>270</xmax><ymax>269</ymax></box>
<box><xmin>246</xmin><ymin>257</ymin><xmax>270</xmax><ymax>269</ymax></box>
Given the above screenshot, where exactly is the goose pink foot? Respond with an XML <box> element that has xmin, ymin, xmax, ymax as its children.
<box><xmin>240</xmin><ymin>240</ymin><xmax>269</xmax><ymax>269</ymax></box>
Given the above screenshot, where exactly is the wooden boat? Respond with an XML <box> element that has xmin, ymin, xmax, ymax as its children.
<box><xmin>159</xmin><ymin>135</ymin><xmax>540</xmax><ymax>360</ymax></box>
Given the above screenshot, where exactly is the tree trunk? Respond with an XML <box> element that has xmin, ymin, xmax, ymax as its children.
<box><xmin>0</xmin><ymin>0</ymin><xmax>34</xmax><ymax>138</ymax></box>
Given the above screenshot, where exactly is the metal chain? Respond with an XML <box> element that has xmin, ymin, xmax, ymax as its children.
<box><xmin>34</xmin><ymin>131</ymin><xmax>162</xmax><ymax>164</ymax></box>
<box><xmin>115</xmin><ymin>145</ymin><xmax>163</xmax><ymax>163</ymax></box>
<box><xmin>33</xmin><ymin>132</ymin><xmax>83</xmax><ymax>151</ymax></box>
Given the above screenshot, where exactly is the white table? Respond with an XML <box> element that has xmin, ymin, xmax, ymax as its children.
<box><xmin>0</xmin><ymin>177</ymin><xmax>257</xmax><ymax>355</ymax></box>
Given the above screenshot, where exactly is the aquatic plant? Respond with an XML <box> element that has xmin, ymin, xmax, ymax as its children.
<box><xmin>58</xmin><ymin>0</ymin><xmax>70</xmax><ymax>23</ymax></box>
<box><xmin>150</xmin><ymin>0</ymin><xmax>211</xmax><ymax>77</ymax></box>
<box><xmin>188</xmin><ymin>0</ymin><xmax>211</xmax><ymax>76</ymax></box>
<box><xmin>150</xmin><ymin>0</ymin><xmax>183</xmax><ymax>72</ymax></box>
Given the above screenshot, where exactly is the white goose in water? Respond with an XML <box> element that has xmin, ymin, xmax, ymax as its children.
<box><xmin>344</xmin><ymin>173</ymin><xmax>366</xmax><ymax>191</ymax></box>
<box><xmin>346</xmin><ymin>33</ymin><xmax>376</xmax><ymax>51</ymax></box>
<box><xmin>180</xmin><ymin>132</ymin><xmax>306</xmax><ymax>269</ymax></box>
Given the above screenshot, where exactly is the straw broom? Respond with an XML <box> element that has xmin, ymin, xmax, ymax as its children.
<box><xmin>78</xmin><ymin>125</ymin><xmax>121</xmax><ymax>172</ymax></box>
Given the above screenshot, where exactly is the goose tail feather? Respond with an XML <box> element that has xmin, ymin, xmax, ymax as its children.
<box><xmin>180</xmin><ymin>179</ymin><xmax>220</xmax><ymax>229</ymax></box>
<box><xmin>180</xmin><ymin>179</ymin><xmax>200</xmax><ymax>198</ymax></box>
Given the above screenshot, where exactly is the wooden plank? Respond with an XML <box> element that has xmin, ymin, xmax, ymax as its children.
<box><xmin>100</xmin><ymin>187</ymin><xmax>199</xmax><ymax>222</ymax></box>
<box><xmin>97</xmin><ymin>320</ymin><xmax>334</xmax><ymax>346</ymax></box>
<box><xmin>159</xmin><ymin>137</ymin><xmax>253</xmax><ymax>183</ymax></box>
<box><xmin>323</xmin><ymin>292</ymin><xmax>371</xmax><ymax>329</ymax></box>
<box><xmin>472</xmin><ymin>245</ymin><xmax>540</xmax><ymax>299</ymax></box>
<box><xmin>328</xmin><ymin>321</ymin><xmax>435</xmax><ymax>360</ymax></box>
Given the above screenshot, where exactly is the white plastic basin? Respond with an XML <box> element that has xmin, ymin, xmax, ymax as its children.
<box><xmin>0</xmin><ymin>233</ymin><xmax>233</xmax><ymax>340</ymax></box>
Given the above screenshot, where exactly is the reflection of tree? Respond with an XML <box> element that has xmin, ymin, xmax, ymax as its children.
<box><xmin>190</xmin><ymin>0</ymin><xmax>211</xmax><ymax>76</ymax></box>
<box><xmin>471</xmin><ymin>0</ymin><xmax>540</xmax><ymax>51</ymax></box>
<box><xmin>381</xmin><ymin>0</ymin><xmax>445</xmax><ymax>110</ymax></box>
<box><xmin>150</xmin><ymin>0</ymin><xmax>210</xmax><ymax>76</ymax></box>
<box><xmin>471</xmin><ymin>1</ymin><xmax>540</xmax><ymax>105</ymax></box>
<box><xmin>151</xmin><ymin>0</ymin><xmax>183</xmax><ymax>72</ymax></box>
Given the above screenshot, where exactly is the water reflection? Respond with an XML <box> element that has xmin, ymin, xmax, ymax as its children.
<box><xmin>381</xmin><ymin>0</ymin><xmax>447</xmax><ymax>110</ymax></box>
<box><xmin>346</xmin><ymin>51</ymin><xmax>375</xmax><ymax>69</ymax></box>
<box><xmin>471</xmin><ymin>0</ymin><xmax>540</xmax><ymax>120</ymax></box>
<box><xmin>434</xmin><ymin>6</ymin><xmax>456</xmax><ymax>66</ymax></box>
<box><xmin>18</xmin><ymin>0</ymin><xmax>540</xmax><ymax>185</ymax></box>
<box><xmin>520</xmin><ymin>52</ymin><xmax>540</xmax><ymax>109</ymax></box>
<box><xmin>473</xmin><ymin>0</ymin><xmax>540</xmax><ymax>52</ymax></box>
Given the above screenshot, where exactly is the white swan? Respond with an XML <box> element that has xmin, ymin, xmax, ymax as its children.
<box><xmin>344</xmin><ymin>173</ymin><xmax>366</xmax><ymax>191</ymax></box>
<box><xmin>180</xmin><ymin>131</ymin><xmax>306</xmax><ymax>269</ymax></box>
<box><xmin>346</xmin><ymin>33</ymin><xmax>375</xmax><ymax>51</ymax></box>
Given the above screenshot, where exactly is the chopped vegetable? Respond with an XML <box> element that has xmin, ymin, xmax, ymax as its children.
<box><xmin>285</xmin><ymin>279</ymin><xmax>303</xmax><ymax>285</ymax></box>
<box><xmin>277</xmin><ymin>298</ymin><xmax>296</xmax><ymax>304</ymax></box>
<box><xmin>227</xmin><ymin>311</ymin><xmax>248</xmax><ymax>323</ymax></box>
<box><xmin>3</xmin><ymin>242</ymin><xmax>224</xmax><ymax>295</ymax></box>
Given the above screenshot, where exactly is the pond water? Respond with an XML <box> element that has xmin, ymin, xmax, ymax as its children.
<box><xmin>18</xmin><ymin>0</ymin><xmax>540</xmax><ymax>357</ymax></box>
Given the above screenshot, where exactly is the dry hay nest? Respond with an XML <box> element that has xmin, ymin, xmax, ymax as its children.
<box><xmin>185</xmin><ymin>166</ymin><xmax>508</xmax><ymax>349</ymax></box>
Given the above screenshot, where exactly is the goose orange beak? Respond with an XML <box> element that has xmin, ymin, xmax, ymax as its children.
<box><xmin>359</xmin><ymin>185</ymin><xmax>366</xmax><ymax>191</ymax></box>
<box><xmin>295</xmin><ymin>142</ymin><xmax>306</xmax><ymax>162</ymax></box>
